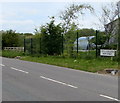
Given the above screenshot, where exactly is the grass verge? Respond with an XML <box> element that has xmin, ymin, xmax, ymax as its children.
<box><xmin>1</xmin><ymin>50</ymin><xmax>118</xmax><ymax>73</ymax></box>
<box><xmin>21</xmin><ymin>56</ymin><xmax>118</xmax><ymax>73</ymax></box>
<box><xmin>1</xmin><ymin>50</ymin><xmax>24</xmax><ymax>58</ymax></box>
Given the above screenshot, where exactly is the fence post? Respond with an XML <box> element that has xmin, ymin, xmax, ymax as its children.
<box><xmin>24</xmin><ymin>38</ymin><xmax>26</xmax><ymax>53</ymax></box>
<box><xmin>96</xmin><ymin>30</ymin><xmax>98</xmax><ymax>58</ymax></box>
<box><xmin>40</xmin><ymin>37</ymin><xmax>41</xmax><ymax>54</ymax></box>
<box><xmin>30</xmin><ymin>38</ymin><xmax>33</xmax><ymax>54</ymax></box>
<box><xmin>77</xmin><ymin>31</ymin><xmax>79</xmax><ymax>54</ymax></box>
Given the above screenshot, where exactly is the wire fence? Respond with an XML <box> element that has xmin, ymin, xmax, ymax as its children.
<box><xmin>23</xmin><ymin>31</ymin><xmax>118</xmax><ymax>60</ymax></box>
<box><xmin>24</xmin><ymin>38</ymin><xmax>41</xmax><ymax>55</ymax></box>
<box><xmin>24</xmin><ymin>37</ymin><xmax>95</xmax><ymax>58</ymax></box>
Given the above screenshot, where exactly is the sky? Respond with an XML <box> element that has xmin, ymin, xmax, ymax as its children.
<box><xmin>0</xmin><ymin>0</ymin><xmax>119</xmax><ymax>33</ymax></box>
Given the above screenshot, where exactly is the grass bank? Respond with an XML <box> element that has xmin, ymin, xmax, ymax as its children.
<box><xmin>1</xmin><ymin>50</ymin><xmax>118</xmax><ymax>73</ymax></box>
<box><xmin>21</xmin><ymin>56</ymin><xmax>118</xmax><ymax>73</ymax></box>
<box><xmin>1</xmin><ymin>50</ymin><xmax>24</xmax><ymax>58</ymax></box>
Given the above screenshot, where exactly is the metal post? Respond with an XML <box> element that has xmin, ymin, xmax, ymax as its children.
<box><xmin>77</xmin><ymin>31</ymin><xmax>79</xmax><ymax>54</ymax></box>
<box><xmin>24</xmin><ymin>38</ymin><xmax>26</xmax><ymax>53</ymax></box>
<box><xmin>30</xmin><ymin>38</ymin><xmax>33</xmax><ymax>54</ymax></box>
<box><xmin>40</xmin><ymin>37</ymin><xmax>41</xmax><ymax>54</ymax></box>
<box><xmin>96</xmin><ymin>30</ymin><xmax>98</xmax><ymax>58</ymax></box>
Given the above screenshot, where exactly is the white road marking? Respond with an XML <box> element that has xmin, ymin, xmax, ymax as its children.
<box><xmin>10</xmin><ymin>67</ymin><xmax>29</xmax><ymax>74</ymax></box>
<box><xmin>100</xmin><ymin>94</ymin><xmax>119</xmax><ymax>101</ymax></box>
<box><xmin>40</xmin><ymin>76</ymin><xmax>78</xmax><ymax>88</ymax></box>
<box><xmin>0</xmin><ymin>64</ymin><xmax>5</xmax><ymax>66</ymax></box>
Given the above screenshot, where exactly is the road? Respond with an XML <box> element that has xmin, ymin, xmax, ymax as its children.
<box><xmin>1</xmin><ymin>57</ymin><xmax>119</xmax><ymax>101</ymax></box>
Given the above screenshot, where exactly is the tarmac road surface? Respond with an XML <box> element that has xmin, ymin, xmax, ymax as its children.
<box><xmin>1</xmin><ymin>57</ymin><xmax>119</xmax><ymax>101</ymax></box>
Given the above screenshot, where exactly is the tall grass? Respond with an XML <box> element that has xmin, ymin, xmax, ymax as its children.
<box><xmin>1</xmin><ymin>50</ymin><xmax>118</xmax><ymax>73</ymax></box>
<box><xmin>21</xmin><ymin>55</ymin><xmax>118</xmax><ymax>73</ymax></box>
<box><xmin>2</xmin><ymin>50</ymin><xmax>24</xmax><ymax>58</ymax></box>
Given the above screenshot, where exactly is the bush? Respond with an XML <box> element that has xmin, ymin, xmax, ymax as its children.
<box><xmin>102</xmin><ymin>44</ymin><xmax>117</xmax><ymax>49</ymax></box>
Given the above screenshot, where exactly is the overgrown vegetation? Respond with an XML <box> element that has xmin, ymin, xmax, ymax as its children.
<box><xmin>1</xmin><ymin>2</ymin><xmax>119</xmax><ymax>73</ymax></box>
<box><xmin>2</xmin><ymin>50</ymin><xmax>24</xmax><ymax>58</ymax></box>
<box><xmin>1</xmin><ymin>50</ymin><xmax>118</xmax><ymax>73</ymax></box>
<box><xmin>35</xmin><ymin>17</ymin><xmax>63</xmax><ymax>55</ymax></box>
<box><xmin>20</xmin><ymin>56</ymin><xmax>118</xmax><ymax>73</ymax></box>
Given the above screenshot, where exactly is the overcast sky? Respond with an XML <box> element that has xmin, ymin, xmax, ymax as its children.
<box><xmin>0</xmin><ymin>0</ymin><xmax>119</xmax><ymax>33</ymax></box>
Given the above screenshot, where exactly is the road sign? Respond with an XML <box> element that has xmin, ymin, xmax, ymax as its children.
<box><xmin>100</xmin><ymin>49</ymin><xmax>116</xmax><ymax>56</ymax></box>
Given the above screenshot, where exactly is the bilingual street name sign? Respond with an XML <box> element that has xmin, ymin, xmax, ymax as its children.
<box><xmin>100</xmin><ymin>49</ymin><xmax>116</xmax><ymax>56</ymax></box>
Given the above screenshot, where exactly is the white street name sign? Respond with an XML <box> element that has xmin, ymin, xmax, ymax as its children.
<box><xmin>100</xmin><ymin>49</ymin><xmax>116</xmax><ymax>56</ymax></box>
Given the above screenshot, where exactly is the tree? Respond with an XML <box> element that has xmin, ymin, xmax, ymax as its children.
<box><xmin>99</xmin><ymin>2</ymin><xmax>119</xmax><ymax>46</ymax></box>
<box><xmin>60</xmin><ymin>3</ymin><xmax>94</xmax><ymax>56</ymax></box>
<box><xmin>0</xmin><ymin>30</ymin><xmax>4</xmax><ymax>49</ymax></box>
<box><xmin>2</xmin><ymin>30</ymin><xmax>20</xmax><ymax>48</ymax></box>
<box><xmin>60</xmin><ymin>3</ymin><xmax>94</xmax><ymax>32</ymax></box>
<box><xmin>77</xmin><ymin>28</ymin><xmax>96</xmax><ymax>37</ymax></box>
<box><xmin>90</xmin><ymin>31</ymin><xmax>108</xmax><ymax>46</ymax></box>
<box><xmin>37</xmin><ymin>17</ymin><xmax>63</xmax><ymax>55</ymax></box>
<box><xmin>23</xmin><ymin>33</ymin><xmax>33</xmax><ymax>38</ymax></box>
<box><xmin>64</xmin><ymin>23</ymin><xmax>77</xmax><ymax>57</ymax></box>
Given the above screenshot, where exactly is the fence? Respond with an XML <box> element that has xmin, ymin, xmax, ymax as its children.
<box><xmin>23</xmin><ymin>33</ymin><xmax>118</xmax><ymax>59</ymax></box>
<box><xmin>23</xmin><ymin>36</ymin><xmax>97</xmax><ymax>59</ymax></box>
<box><xmin>24</xmin><ymin>38</ymin><xmax>41</xmax><ymax>55</ymax></box>
<box><xmin>4</xmin><ymin>47</ymin><xmax>24</xmax><ymax>51</ymax></box>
